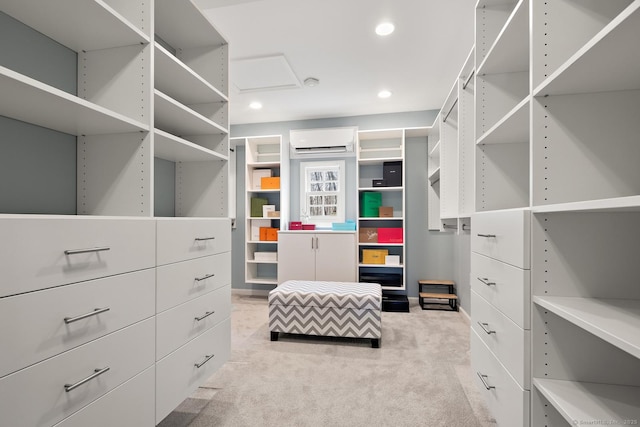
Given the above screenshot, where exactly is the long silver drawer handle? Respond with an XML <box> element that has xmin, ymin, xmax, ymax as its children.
<box><xmin>477</xmin><ymin>277</ymin><xmax>496</xmax><ymax>286</ymax></box>
<box><xmin>64</xmin><ymin>307</ymin><xmax>110</xmax><ymax>324</ymax></box>
<box><xmin>195</xmin><ymin>311</ymin><xmax>215</xmax><ymax>322</ymax></box>
<box><xmin>195</xmin><ymin>237</ymin><xmax>216</xmax><ymax>241</ymax></box>
<box><xmin>195</xmin><ymin>354</ymin><xmax>215</xmax><ymax>368</ymax></box>
<box><xmin>65</xmin><ymin>367</ymin><xmax>110</xmax><ymax>392</ymax></box>
<box><xmin>477</xmin><ymin>233</ymin><xmax>496</xmax><ymax>238</ymax></box>
<box><xmin>64</xmin><ymin>246</ymin><xmax>110</xmax><ymax>255</ymax></box>
<box><xmin>477</xmin><ymin>372</ymin><xmax>495</xmax><ymax>390</ymax></box>
<box><xmin>195</xmin><ymin>273</ymin><xmax>216</xmax><ymax>282</ymax></box>
<box><xmin>477</xmin><ymin>322</ymin><xmax>496</xmax><ymax>335</ymax></box>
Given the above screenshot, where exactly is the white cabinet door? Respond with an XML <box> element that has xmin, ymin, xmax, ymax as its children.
<box><xmin>277</xmin><ymin>233</ymin><xmax>316</xmax><ymax>284</ymax></box>
<box><xmin>315</xmin><ymin>233</ymin><xmax>356</xmax><ymax>282</ymax></box>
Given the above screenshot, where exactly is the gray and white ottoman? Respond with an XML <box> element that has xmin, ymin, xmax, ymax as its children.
<box><xmin>268</xmin><ymin>280</ymin><xmax>382</xmax><ymax>348</ymax></box>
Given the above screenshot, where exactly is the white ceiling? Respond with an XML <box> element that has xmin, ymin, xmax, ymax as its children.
<box><xmin>194</xmin><ymin>0</ymin><xmax>476</xmax><ymax>125</ymax></box>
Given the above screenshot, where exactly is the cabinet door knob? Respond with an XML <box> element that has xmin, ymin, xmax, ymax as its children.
<box><xmin>477</xmin><ymin>321</ymin><xmax>496</xmax><ymax>335</ymax></box>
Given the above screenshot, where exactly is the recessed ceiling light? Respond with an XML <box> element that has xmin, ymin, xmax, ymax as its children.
<box><xmin>375</xmin><ymin>22</ymin><xmax>395</xmax><ymax>36</ymax></box>
<box><xmin>378</xmin><ymin>90</ymin><xmax>392</xmax><ymax>99</ymax></box>
<box><xmin>249</xmin><ymin>101</ymin><xmax>262</xmax><ymax>110</ymax></box>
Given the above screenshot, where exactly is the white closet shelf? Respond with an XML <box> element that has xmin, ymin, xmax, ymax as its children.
<box><xmin>534</xmin><ymin>378</ymin><xmax>640</xmax><ymax>426</ymax></box>
<box><xmin>428</xmin><ymin>141</ymin><xmax>441</xmax><ymax>157</ymax></box>
<box><xmin>358</xmin><ymin>242</ymin><xmax>403</xmax><ymax>247</ymax></box>
<box><xmin>358</xmin><ymin>187</ymin><xmax>403</xmax><ymax>192</ymax></box>
<box><xmin>0</xmin><ymin>66</ymin><xmax>148</xmax><ymax>135</ymax></box>
<box><xmin>154</xmin><ymin>90</ymin><xmax>228</xmax><ymax>136</ymax></box>
<box><xmin>359</xmin><ymin>263</ymin><xmax>404</xmax><ymax>268</ymax></box>
<box><xmin>0</xmin><ymin>0</ymin><xmax>149</xmax><ymax>52</ymax></box>
<box><xmin>534</xmin><ymin>296</ymin><xmax>640</xmax><ymax>359</ymax></box>
<box><xmin>358</xmin><ymin>217</ymin><xmax>403</xmax><ymax>221</ymax></box>
<box><xmin>476</xmin><ymin>0</ymin><xmax>518</xmax><ymax>7</ymax></box>
<box><xmin>477</xmin><ymin>0</ymin><xmax>529</xmax><ymax>75</ymax></box>
<box><xmin>247</xmin><ymin>240</ymin><xmax>278</xmax><ymax>244</ymax></box>
<box><xmin>154</xmin><ymin>44</ymin><xmax>227</xmax><ymax>105</ymax></box>
<box><xmin>247</xmin><ymin>260</ymin><xmax>277</xmax><ymax>264</ymax></box>
<box><xmin>154</xmin><ymin>129</ymin><xmax>227</xmax><ymax>162</ymax></box>
<box><xmin>429</xmin><ymin>168</ymin><xmax>441</xmax><ymax>185</ymax></box>
<box><xmin>534</xmin><ymin>3</ymin><xmax>640</xmax><ymax>96</ymax></box>
<box><xmin>155</xmin><ymin>0</ymin><xmax>226</xmax><ymax>49</ymax></box>
<box><xmin>476</xmin><ymin>96</ymin><xmax>529</xmax><ymax>145</ymax></box>
<box><xmin>359</xmin><ymin>147</ymin><xmax>402</xmax><ymax>153</ymax></box>
<box><xmin>245</xmin><ymin>278</ymin><xmax>278</xmax><ymax>285</ymax></box>
<box><xmin>358</xmin><ymin>157</ymin><xmax>403</xmax><ymax>165</ymax></box>
<box><xmin>247</xmin><ymin>161</ymin><xmax>280</xmax><ymax>168</ymax></box>
<box><xmin>532</xmin><ymin>196</ymin><xmax>640</xmax><ymax>213</ymax></box>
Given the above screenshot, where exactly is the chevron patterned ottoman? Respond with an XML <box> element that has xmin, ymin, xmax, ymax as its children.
<box><xmin>268</xmin><ymin>280</ymin><xmax>382</xmax><ymax>348</ymax></box>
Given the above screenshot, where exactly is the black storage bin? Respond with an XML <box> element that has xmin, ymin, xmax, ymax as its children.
<box><xmin>383</xmin><ymin>161</ymin><xmax>402</xmax><ymax>187</ymax></box>
<box><xmin>382</xmin><ymin>293</ymin><xmax>410</xmax><ymax>312</ymax></box>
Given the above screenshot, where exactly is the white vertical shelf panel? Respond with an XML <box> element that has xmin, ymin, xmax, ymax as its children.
<box><xmin>77</xmin><ymin>133</ymin><xmax>152</xmax><ymax>216</ymax></box>
<box><xmin>0</xmin><ymin>0</ymin><xmax>150</xmax><ymax>51</ymax></box>
<box><xmin>175</xmin><ymin>160</ymin><xmax>228</xmax><ymax>218</ymax></box>
<box><xmin>79</xmin><ymin>44</ymin><xmax>150</xmax><ymax>123</ymax></box>
<box><xmin>458</xmin><ymin>49</ymin><xmax>476</xmax><ymax>218</ymax></box>
<box><xmin>0</xmin><ymin>66</ymin><xmax>149</xmax><ymax>136</ymax></box>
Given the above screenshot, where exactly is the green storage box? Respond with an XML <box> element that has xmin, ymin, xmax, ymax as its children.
<box><xmin>360</xmin><ymin>192</ymin><xmax>382</xmax><ymax>217</ymax></box>
<box><xmin>251</xmin><ymin>197</ymin><xmax>269</xmax><ymax>217</ymax></box>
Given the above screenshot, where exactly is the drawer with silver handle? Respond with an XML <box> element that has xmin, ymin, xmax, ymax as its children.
<box><xmin>156</xmin><ymin>284</ymin><xmax>231</xmax><ymax>360</ymax></box>
<box><xmin>0</xmin><ymin>318</ymin><xmax>155</xmax><ymax>427</ymax></box>
<box><xmin>471</xmin><ymin>329</ymin><xmax>530</xmax><ymax>427</ymax></box>
<box><xmin>0</xmin><ymin>216</ymin><xmax>155</xmax><ymax>297</ymax></box>
<box><xmin>0</xmin><ymin>268</ymin><xmax>155</xmax><ymax>378</ymax></box>
<box><xmin>471</xmin><ymin>290</ymin><xmax>530</xmax><ymax>390</ymax></box>
<box><xmin>156</xmin><ymin>218</ymin><xmax>231</xmax><ymax>266</ymax></box>
<box><xmin>156</xmin><ymin>317</ymin><xmax>231</xmax><ymax>422</ymax></box>
<box><xmin>156</xmin><ymin>252</ymin><xmax>231</xmax><ymax>312</ymax></box>
<box><xmin>471</xmin><ymin>252</ymin><xmax>531</xmax><ymax>329</ymax></box>
<box><xmin>471</xmin><ymin>209</ymin><xmax>531</xmax><ymax>269</ymax></box>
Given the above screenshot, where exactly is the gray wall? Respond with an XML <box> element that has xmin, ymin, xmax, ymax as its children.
<box><xmin>0</xmin><ymin>12</ymin><xmax>78</xmax><ymax>215</ymax></box>
<box><xmin>230</xmin><ymin>110</ymin><xmax>458</xmax><ymax>300</ymax></box>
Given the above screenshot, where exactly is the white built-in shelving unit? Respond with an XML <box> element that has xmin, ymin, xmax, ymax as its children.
<box><xmin>242</xmin><ymin>135</ymin><xmax>285</xmax><ymax>286</ymax></box>
<box><xmin>357</xmin><ymin>128</ymin><xmax>409</xmax><ymax>290</ymax></box>
<box><xmin>428</xmin><ymin>46</ymin><xmax>475</xmax><ymax>233</ymax></box>
<box><xmin>470</xmin><ymin>0</ymin><xmax>640</xmax><ymax>425</ymax></box>
<box><xmin>0</xmin><ymin>0</ymin><xmax>231</xmax><ymax>425</ymax></box>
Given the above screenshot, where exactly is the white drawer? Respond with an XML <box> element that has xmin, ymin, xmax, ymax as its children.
<box><xmin>0</xmin><ymin>216</ymin><xmax>155</xmax><ymax>297</ymax></box>
<box><xmin>471</xmin><ymin>329</ymin><xmax>530</xmax><ymax>427</ymax></box>
<box><xmin>0</xmin><ymin>269</ymin><xmax>155</xmax><ymax>378</ymax></box>
<box><xmin>471</xmin><ymin>290</ymin><xmax>530</xmax><ymax>390</ymax></box>
<box><xmin>0</xmin><ymin>318</ymin><xmax>155</xmax><ymax>427</ymax></box>
<box><xmin>471</xmin><ymin>252</ymin><xmax>531</xmax><ymax>329</ymax></box>
<box><xmin>53</xmin><ymin>367</ymin><xmax>155</xmax><ymax>427</ymax></box>
<box><xmin>156</xmin><ymin>317</ymin><xmax>231</xmax><ymax>423</ymax></box>
<box><xmin>157</xmin><ymin>218</ymin><xmax>231</xmax><ymax>266</ymax></box>
<box><xmin>471</xmin><ymin>209</ymin><xmax>530</xmax><ymax>269</ymax></box>
<box><xmin>156</xmin><ymin>284</ymin><xmax>231</xmax><ymax>360</ymax></box>
<box><xmin>157</xmin><ymin>252</ymin><xmax>231</xmax><ymax>312</ymax></box>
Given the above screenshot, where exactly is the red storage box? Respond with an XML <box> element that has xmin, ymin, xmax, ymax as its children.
<box><xmin>289</xmin><ymin>221</ymin><xmax>302</xmax><ymax>230</ymax></box>
<box><xmin>301</xmin><ymin>224</ymin><xmax>315</xmax><ymax>230</ymax></box>
<box><xmin>378</xmin><ymin>228</ymin><xmax>403</xmax><ymax>243</ymax></box>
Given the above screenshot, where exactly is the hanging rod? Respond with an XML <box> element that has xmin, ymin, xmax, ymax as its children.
<box><xmin>462</xmin><ymin>224</ymin><xmax>470</xmax><ymax>231</ymax></box>
<box><xmin>462</xmin><ymin>70</ymin><xmax>475</xmax><ymax>90</ymax></box>
<box><xmin>443</xmin><ymin>224</ymin><xmax>458</xmax><ymax>230</ymax></box>
<box><xmin>442</xmin><ymin>98</ymin><xmax>458</xmax><ymax>123</ymax></box>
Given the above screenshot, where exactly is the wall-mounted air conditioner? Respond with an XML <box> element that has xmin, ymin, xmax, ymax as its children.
<box><xmin>289</xmin><ymin>126</ymin><xmax>358</xmax><ymax>158</ymax></box>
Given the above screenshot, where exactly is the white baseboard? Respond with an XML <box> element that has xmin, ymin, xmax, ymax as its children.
<box><xmin>232</xmin><ymin>288</ymin><xmax>271</xmax><ymax>297</ymax></box>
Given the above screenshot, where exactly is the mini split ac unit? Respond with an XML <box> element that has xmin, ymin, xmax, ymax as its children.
<box><xmin>289</xmin><ymin>126</ymin><xmax>358</xmax><ymax>158</ymax></box>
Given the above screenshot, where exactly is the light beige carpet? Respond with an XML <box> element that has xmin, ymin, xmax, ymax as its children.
<box><xmin>159</xmin><ymin>292</ymin><xmax>496</xmax><ymax>427</ymax></box>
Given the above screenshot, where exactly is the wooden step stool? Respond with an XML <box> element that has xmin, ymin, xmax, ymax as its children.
<box><xmin>418</xmin><ymin>280</ymin><xmax>458</xmax><ymax>311</ymax></box>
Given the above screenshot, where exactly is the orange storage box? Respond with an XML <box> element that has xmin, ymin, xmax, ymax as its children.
<box><xmin>362</xmin><ymin>249</ymin><xmax>388</xmax><ymax>264</ymax></box>
<box><xmin>261</xmin><ymin>176</ymin><xmax>280</xmax><ymax>190</ymax></box>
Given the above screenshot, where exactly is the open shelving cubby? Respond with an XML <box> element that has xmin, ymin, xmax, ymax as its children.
<box><xmin>529</xmin><ymin>1</ymin><xmax>640</xmax><ymax>424</ymax></box>
<box><xmin>243</xmin><ymin>135</ymin><xmax>283</xmax><ymax>286</ymax></box>
<box><xmin>357</xmin><ymin>129</ymin><xmax>406</xmax><ymax>290</ymax></box>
